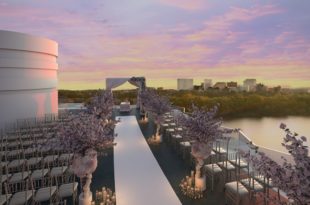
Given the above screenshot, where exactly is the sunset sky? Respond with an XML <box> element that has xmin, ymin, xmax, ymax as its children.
<box><xmin>1</xmin><ymin>0</ymin><xmax>310</xmax><ymax>90</ymax></box>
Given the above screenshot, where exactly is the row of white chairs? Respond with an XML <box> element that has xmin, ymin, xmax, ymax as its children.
<box><xmin>2</xmin><ymin>164</ymin><xmax>74</xmax><ymax>193</ymax></box>
<box><xmin>0</xmin><ymin>114</ymin><xmax>92</xmax><ymax>204</ymax></box>
<box><xmin>1</xmin><ymin>180</ymin><xmax>78</xmax><ymax>205</ymax></box>
<box><xmin>1</xmin><ymin>153</ymin><xmax>73</xmax><ymax>174</ymax></box>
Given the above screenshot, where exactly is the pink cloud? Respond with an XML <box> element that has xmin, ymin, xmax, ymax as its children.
<box><xmin>2</xmin><ymin>1</ymin><xmax>309</xmax><ymax>89</ymax></box>
<box><xmin>159</xmin><ymin>0</ymin><xmax>207</xmax><ymax>11</ymax></box>
<box><xmin>226</xmin><ymin>5</ymin><xmax>283</xmax><ymax>22</ymax></box>
<box><xmin>186</xmin><ymin>4</ymin><xmax>283</xmax><ymax>42</ymax></box>
<box><xmin>274</xmin><ymin>31</ymin><xmax>295</xmax><ymax>44</ymax></box>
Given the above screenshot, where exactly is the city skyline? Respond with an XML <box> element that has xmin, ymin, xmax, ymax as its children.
<box><xmin>1</xmin><ymin>0</ymin><xmax>310</xmax><ymax>89</ymax></box>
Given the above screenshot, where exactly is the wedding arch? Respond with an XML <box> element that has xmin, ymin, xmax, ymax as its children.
<box><xmin>106</xmin><ymin>77</ymin><xmax>146</xmax><ymax>109</ymax></box>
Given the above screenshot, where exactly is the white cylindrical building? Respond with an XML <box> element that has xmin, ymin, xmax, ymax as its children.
<box><xmin>0</xmin><ymin>30</ymin><xmax>58</xmax><ymax>128</ymax></box>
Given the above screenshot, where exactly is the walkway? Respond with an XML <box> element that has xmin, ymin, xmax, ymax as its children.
<box><xmin>114</xmin><ymin>116</ymin><xmax>181</xmax><ymax>205</ymax></box>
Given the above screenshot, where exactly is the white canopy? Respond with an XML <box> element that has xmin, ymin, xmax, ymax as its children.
<box><xmin>106</xmin><ymin>78</ymin><xmax>131</xmax><ymax>90</ymax></box>
<box><xmin>105</xmin><ymin>77</ymin><xmax>146</xmax><ymax>109</ymax></box>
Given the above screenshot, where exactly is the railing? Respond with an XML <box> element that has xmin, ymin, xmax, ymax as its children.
<box><xmin>237</xmin><ymin>129</ymin><xmax>293</xmax><ymax>164</ymax></box>
<box><xmin>171</xmin><ymin>108</ymin><xmax>294</xmax><ymax>165</ymax></box>
<box><xmin>2</xmin><ymin>113</ymin><xmax>66</xmax><ymax>134</ymax></box>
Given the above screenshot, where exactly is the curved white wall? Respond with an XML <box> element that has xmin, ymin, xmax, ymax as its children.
<box><xmin>0</xmin><ymin>30</ymin><xmax>58</xmax><ymax>128</ymax></box>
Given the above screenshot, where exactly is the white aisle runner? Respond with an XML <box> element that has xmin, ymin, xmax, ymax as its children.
<box><xmin>114</xmin><ymin>116</ymin><xmax>181</xmax><ymax>205</ymax></box>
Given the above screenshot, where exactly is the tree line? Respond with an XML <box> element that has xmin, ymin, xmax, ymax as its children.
<box><xmin>59</xmin><ymin>89</ymin><xmax>310</xmax><ymax>119</ymax></box>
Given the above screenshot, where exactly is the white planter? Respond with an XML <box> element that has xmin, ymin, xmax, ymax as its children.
<box><xmin>79</xmin><ymin>192</ymin><xmax>92</xmax><ymax>205</ymax></box>
<box><xmin>79</xmin><ymin>174</ymin><xmax>93</xmax><ymax>205</ymax></box>
<box><xmin>155</xmin><ymin>134</ymin><xmax>162</xmax><ymax>142</ymax></box>
<box><xmin>195</xmin><ymin>175</ymin><xmax>206</xmax><ymax>191</ymax></box>
<box><xmin>154</xmin><ymin>121</ymin><xmax>162</xmax><ymax>142</ymax></box>
<box><xmin>72</xmin><ymin>150</ymin><xmax>98</xmax><ymax>205</ymax></box>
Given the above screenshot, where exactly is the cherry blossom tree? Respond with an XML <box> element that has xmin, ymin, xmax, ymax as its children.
<box><xmin>55</xmin><ymin>113</ymin><xmax>115</xmax><ymax>156</ymax></box>
<box><xmin>50</xmin><ymin>90</ymin><xmax>116</xmax><ymax>205</ymax></box>
<box><xmin>178</xmin><ymin>105</ymin><xmax>235</xmax><ymax>190</ymax></box>
<box><xmin>86</xmin><ymin>90</ymin><xmax>114</xmax><ymax>120</ymax></box>
<box><xmin>244</xmin><ymin>123</ymin><xmax>310</xmax><ymax>205</ymax></box>
<box><xmin>140</xmin><ymin>89</ymin><xmax>172</xmax><ymax>141</ymax></box>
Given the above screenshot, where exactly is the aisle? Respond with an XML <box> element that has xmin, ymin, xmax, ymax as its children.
<box><xmin>114</xmin><ymin>116</ymin><xmax>181</xmax><ymax>205</ymax></box>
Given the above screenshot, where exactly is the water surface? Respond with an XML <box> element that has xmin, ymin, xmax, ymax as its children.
<box><xmin>224</xmin><ymin>116</ymin><xmax>310</xmax><ymax>153</ymax></box>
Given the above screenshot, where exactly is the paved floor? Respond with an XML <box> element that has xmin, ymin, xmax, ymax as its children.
<box><xmin>138</xmin><ymin>117</ymin><xmax>227</xmax><ymax>205</ymax></box>
<box><xmin>114</xmin><ymin>116</ymin><xmax>182</xmax><ymax>205</ymax></box>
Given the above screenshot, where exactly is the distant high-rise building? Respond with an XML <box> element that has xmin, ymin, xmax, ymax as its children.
<box><xmin>227</xmin><ymin>81</ymin><xmax>238</xmax><ymax>88</ymax></box>
<box><xmin>213</xmin><ymin>82</ymin><xmax>227</xmax><ymax>90</ymax></box>
<box><xmin>243</xmin><ymin>79</ymin><xmax>257</xmax><ymax>92</ymax></box>
<box><xmin>256</xmin><ymin>83</ymin><xmax>268</xmax><ymax>92</ymax></box>
<box><xmin>177</xmin><ymin>79</ymin><xmax>193</xmax><ymax>90</ymax></box>
<box><xmin>193</xmin><ymin>84</ymin><xmax>203</xmax><ymax>91</ymax></box>
<box><xmin>227</xmin><ymin>81</ymin><xmax>238</xmax><ymax>91</ymax></box>
<box><xmin>203</xmin><ymin>79</ymin><xmax>213</xmax><ymax>90</ymax></box>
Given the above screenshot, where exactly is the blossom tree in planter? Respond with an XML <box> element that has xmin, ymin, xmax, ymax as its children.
<box><xmin>140</xmin><ymin>89</ymin><xmax>172</xmax><ymax>142</ymax></box>
<box><xmin>55</xmin><ymin>113</ymin><xmax>116</xmax><ymax>205</ymax></box>
<box><xmin>178</xmin><ymin>105</ymin><xmax>234</xmax><ymax>191</ymax></box>
<box><xmin>51</xmin><ymin>90</ymin><xmax>116</xmax><ymax>205</ymax></box>
<box><xmin>243</xmin><ymin>123</ymin><xmax>310</xmax><ymax>205</ymax></box>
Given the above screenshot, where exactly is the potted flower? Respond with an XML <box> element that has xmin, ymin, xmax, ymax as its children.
<box><xmin>55</xmin><ymin>113</ymin><xmax>116</xmax><ymax>205</ymax></box>
<box><xmin>140</xmin><ymin>89</ymin><xmax>172</xmax><ymax>142</ymax></box>
<box><xmin>52</xmin><ymin>90</ymin><xmax>116</xmax><ymax>205</ymax></box>
<box><xmin>178</xmin><ymin>105</ymin><xmax>231</xmax><ymax>191</ymax></box>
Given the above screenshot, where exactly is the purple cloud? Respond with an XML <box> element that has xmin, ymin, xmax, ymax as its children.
<box><xmin>1</xmin><ymin>0</ymin><xmax>310</xmax><ymax>89</ymax></box>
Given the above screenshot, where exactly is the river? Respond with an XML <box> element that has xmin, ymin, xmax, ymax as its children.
<box><xmin>223</xmin><ymin>116</ymin><xmax>310</xmax><ymax>153</ymax></box>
